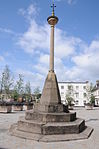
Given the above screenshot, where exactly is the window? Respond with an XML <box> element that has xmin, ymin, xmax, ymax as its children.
<box><xmin>68</xmin><ymin>85</ymin><xmax>73</xmax><ymax>90</ymax></box>
<box><xmin>61</xmin><ymin>92</ymin><xmax>64</xmax><ymax>97</ymax></box>
<box><xmin>83</xmin><ymin>100</ymin><xmax>86</xmax><ymax>105</ymax></box>
<box><xmin>61</xmin><ymin>86</ymin><xmax>64</xmax><ymax>89</ymax></box>
<box><xmin>75</xmin><ymin>100</ymin><xmax>79</xmax><ymax>105</ymax></box>
<box><xmin>61</xmin><ymin>92</ymin><xmax>64</xmax><ymax>95</ymax></box>
<box><xmin>76</xmin><ymin>86</ymin><xmax>79</xmax><ymax>90</ymax></box>
<box><xmin>83</xmin><ymin>86</ymin><xmax>86</xmax><ymax>90</ymax></box>
<box><xmin>96</xmin><ymin>100</ymin><xmax>98</xmax><ymax>105</ymax></box>
<box><xmin>83</xmin><ymin>93</ymin><xmax>87</xmax><ymax>98</ymax></box>
<box><xmin>75</xmin><ymin>92</ymin><xmax>79</xmax><ymax>98</ymax></box>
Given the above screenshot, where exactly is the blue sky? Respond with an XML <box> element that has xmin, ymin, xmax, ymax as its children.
<box><xmin>0</xmin><ymin>0</ymin><xmax>99</xmax><ymax>90</ymax></box>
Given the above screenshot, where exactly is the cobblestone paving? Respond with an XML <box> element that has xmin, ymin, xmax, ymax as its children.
<box><xmin>0</xmin><ymin>108</ymin><xmax>99</xmax><ymax>149</ymax></box>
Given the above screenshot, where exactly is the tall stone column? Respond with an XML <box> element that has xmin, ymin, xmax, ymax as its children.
<box><xmin>39</xmin><ymin>12</ymin><xmax>61</xmax><ymax>107</ymax></box>
<box><xmin>50</xmin><ymin>25</ymin><xmax>54</xmax><ymax>72</ymax></box>
<box><xmin>47</xmin><ymin>15</ymin><xmax>58</xmax><ymax>72</ymax></box>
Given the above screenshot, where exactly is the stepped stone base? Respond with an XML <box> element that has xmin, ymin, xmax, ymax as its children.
<box><xmin>17</xmin><ymin>116</ymin><xmax>85</xmax><ymax>135</ymax></box>
<box><xmin>10</xmin><ymin>122</ymin><xmax>93</xmax><ymax>142</ymax></box>
<box><xmin>10</xmin><ymin>109</ymin><xmax>93</xmax><ymax>142</ymax></box>
<box><xmin>10</xmin><ymin>72</ymin><xmax>93</xmax><ymax>142</ymax></box>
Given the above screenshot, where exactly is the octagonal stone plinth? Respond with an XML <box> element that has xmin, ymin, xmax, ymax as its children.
<box><xmin>17</xmin><ymin>117</ymin><xmax>85</xmax><ymax>135</ymax></box>
<box><xmin>25</xmin><ymin>110</ymin><xmax>76</xmax><ymax>122</ymax></box>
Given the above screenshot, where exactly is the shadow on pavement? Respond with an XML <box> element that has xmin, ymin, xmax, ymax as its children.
<box><xmin>86</xmin><ymin>118</ymin><xmax>99</xmax><ymax>122</ymax></box>
<box><xmin>0</xmin><ymin>148</ymin><xmax>8</xmax><ymax>149</ymax></box>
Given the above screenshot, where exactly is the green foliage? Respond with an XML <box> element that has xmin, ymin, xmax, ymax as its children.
<box><xmin>0</xmin><ymin>65</ymin><xmax>41</xmax><ymax>103</ymax></box>
<box><xmin>90</xmin><ymin>95</ymin><xmax>95</xmax><ymax>105</ymax></box>
<box><xmin>0</xmin><ymin>65</ymin><xmax>13</xmax><ymax>100</ymax></box>
<box><xmin>1</xmin><ymin>65</ymin><xmax>13</xmax><ymax>94</ymax></box>
<box><xmin>66</xmin><ymin>85</ymin><xmax>74</xmax><ymax>106</ymax></box>
<box><xmin>34</xmin><ymin>87</ymin><xmax>41</xmax><ymax>100</ymax></box>
<box><xmin>66</xmin><ymin>96</ymin><xmax>74</xmax><ymax>106</ymax></box>
<box><xmin>15</xmin><ymin>74</ymin><xmax>24</xmax><ymax>95</ymax></box>
<box><xmin>25</xmin><ymin>81</ymin><xmax>31</xmax><ymax>94</ymax></box>
<box><xmin>24</xmin><ymin>81</ymin><xmax>32</xmax><ymax>102</ymax></box>
<box><xmin>11</xmin><ymin>89</ymin><xmax>19</xmax><ymax>101</ymax></box>
<box><xmin>86</xmin><ymin>83</ymin><xmax>95</xmax><ymax>105</ymax></box>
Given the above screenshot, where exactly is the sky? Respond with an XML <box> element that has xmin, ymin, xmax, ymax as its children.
<box><xmin>0</xmin><ymin>0</ymin><xmax>99</xmax><ymax>91</ymax></box>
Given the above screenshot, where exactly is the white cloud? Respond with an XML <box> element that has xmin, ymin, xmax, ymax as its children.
<box><xmin>27</xmin><ymin>4</ymin><xmax>37</xmax><ymax>16</ymax></box>
<box><xmin>0</xmin><ymin>27</ymin><xmax>21</xmax><ymax>37</ymax></box>
<box><xmin>34</xmin><ymin>54</ymin><xmax>49</xmax><ymax>76</ymax></box>
<box><xmin>67</xmin><ymin>0</ymin><xmax>76</xmax><ymax>5</ymax></box>
<box><xmin>18</xmin><ymin>21</ymin><xmax>50</xmax><ymax>54</ymax></box>
<box><xmin>18</xmin><ymin>8</ymin><xmax>81</xmax><ymax>58</ymax></box>
<box><xmin>15</xmin><ymin>69</ymin><xmax>44</xmax><ymax>90</ymax></box>
<box><xmin>39</xmin><ymin>54</ymin><xmax>49</xmax><ymax>65</ymax></box>
<box><xmin>18</xmin><ymin>4</ymin><xmax>39</xmax><ymax>21</ymax></box>
<box><xmin>56</xmin><ymin>0</ymin><xmax>77</xmax><ymax>5</ymax></box>
<box><xmin>0</xmin><ymin>55</ymin><xmax>4</xmax><ymax>62</ymax></box>
<box><xmin>72</xmin><ymin>39</ymin><xmax>99</xmax><ymax>81</ymax></box>
<box><xmin>55</xmin><ymin>28</ymin><xmax>82</xmax><ymax>58</ymax></box>
<box><xmin>0</xmin><ymin>27</ymin><xmax>15</xmax><ymax>35</ymax></box>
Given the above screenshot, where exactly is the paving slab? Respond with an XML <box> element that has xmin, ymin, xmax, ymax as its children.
<box><xmin>0</xmin><ymin>107</ymin><xmax>99</xmax><ymax>149</ymax></box>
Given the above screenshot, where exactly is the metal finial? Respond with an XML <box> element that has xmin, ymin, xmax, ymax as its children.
<box><xmin>51</xmin><ymin>0</ymin><xmax>56</xmax><ymax>16</ymax></box>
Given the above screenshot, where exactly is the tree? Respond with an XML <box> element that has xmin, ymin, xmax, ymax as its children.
<box><xmin>25</xmin><ymin>81</ymin><xmax>31</xmax><ymax>102</ymax></box>
<box><xmin>65</xmin><ymin>85</ymin><xmax>74</xmax><ymax>106</ymax></box>
<box><xmin>25</xmin><ymin>81</ymin><xmax>31</xmax><ymax>94</ymax></box>
<box><xmin>0</xmin><ymin>75</ymin><xmax>3</xmax><ymax>94</ymax></box>
<box><xmin>1</xmin><ymin>65</ymin><xmax>13</xmax><ymax>99</ymax></box>
<box><xmin>11</xmin><ymin>89</ymin><xmax>19</xmax><ymax>101</ymax></box>
<box><xmin>34</xmin><ymin>87</ymin><xmax>41</xmax><ymax>101</ymax></box>
<box><xmin>86</xmin><ymin>83</ymin><xmax>95</xmax><ymax>105</ymax></box>
<box><xmin>15</xmin><ymin>74</ymin><xmax>24</xmax><ymax>95</ymax></box>
<box><xmin>0</xmin><ymin>75</ymin><xmax>3</xmax><ymax>100</ymax></box>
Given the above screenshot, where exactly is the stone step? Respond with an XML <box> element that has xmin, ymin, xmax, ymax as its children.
<box><xmin>42</xmin><ymin>118</ymin><xmax>85</xmax><ymax>135</ymax></box>
<box><xmin>25</xmin><ymin>110</ymin><xmax>76</xmax><ymax>122</ymax></box>
<box><xmin>17</xmin><ymin>116</ymin><xmax>45</xmax><ymax>134</ymax></box>
<box><xmin>10</xmin><ymin>123</ymin><xmax>93</xmax><ymax>142</ymax></box>
<box><xmin>17</xmin><ymin>116</ymin><xmax>85</xmax><ymax>135</ymax></box>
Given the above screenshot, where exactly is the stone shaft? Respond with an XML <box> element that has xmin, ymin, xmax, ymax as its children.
<box><xmin>47</xmin><ymin>15</ymin><xmax>58</xmax><ymax>72</ymax></box>
<box><xmin>50</xmin><ymin>25</ymin><xmax>54</xmax><ymax>72</ymax></box>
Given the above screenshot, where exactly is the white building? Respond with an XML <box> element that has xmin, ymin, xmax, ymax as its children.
<box><xmin>58</xmin><ymin>81</ymin><xmax>89</xmax><ymax>106</ymax></box>
<box><xmin>93</xmin><ymin>81</ymin><xmax>99</xmax><ymax>106</ymax></box>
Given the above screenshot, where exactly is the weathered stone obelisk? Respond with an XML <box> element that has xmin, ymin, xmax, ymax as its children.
<box><xmin>10</xmin><ymin>2</ymin><xmax>93</xmax><ymax>142</ymax></box>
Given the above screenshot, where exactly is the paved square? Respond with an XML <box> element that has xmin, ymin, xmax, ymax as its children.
<box><xmin>0</xmin><ymin>107</ymin><xmax>99</xmax><ymax>149</ymax></box>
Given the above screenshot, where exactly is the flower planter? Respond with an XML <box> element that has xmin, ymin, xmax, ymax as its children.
<box><xmin>85</xmin><ymin>104</ymin><xmax>93</xmax><ymax>110</ymax></box>
<box><xmin>23</xmin><ymin>102</ymin><xmax>33</xmax><ymax>111</ymax></box>
<box><xmin>0</xmin><ymin>105</ymin><xmax>12</xmax><ymax>113</ymax></box>
<box><xmin>12</xmin><ymin>105</ymin><xmax>23</xmax><ymax>111</ymax></box>
<box><xmin>23</xmin><ymin>104</ymin><xmax>33</xmax><ymax>111</ymax></box>
<box><xmin>68</xmin><ymin>104</ymin><xmax>74</xmax><ymax>110</ymax></box>
<box><xmin>68</xmin><ymin>105</ymin><xmax>74</xmax><ymax>110</ymax></box>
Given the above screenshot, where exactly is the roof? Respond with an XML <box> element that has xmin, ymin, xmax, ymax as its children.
<box><xmin>58</xmin><ymin>81</ymin><xmax>88</xmax><ymax>84</ymax></box>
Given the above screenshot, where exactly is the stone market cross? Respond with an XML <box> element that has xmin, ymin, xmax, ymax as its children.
<box><xmin>10</xmin><ymin>1</ymin><xmax>93</xmax><ymax>142</ymax></box>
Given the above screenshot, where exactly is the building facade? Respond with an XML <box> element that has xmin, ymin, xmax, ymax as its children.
<box><xmin>58</xmin><ymin>81</ymin><xmax>89</xmax><ymax>106</ymax></box>
<box><xmin>92</xmin><ymin>81</ymin><xmax>99</xmax><ymax>106</ymax></box>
